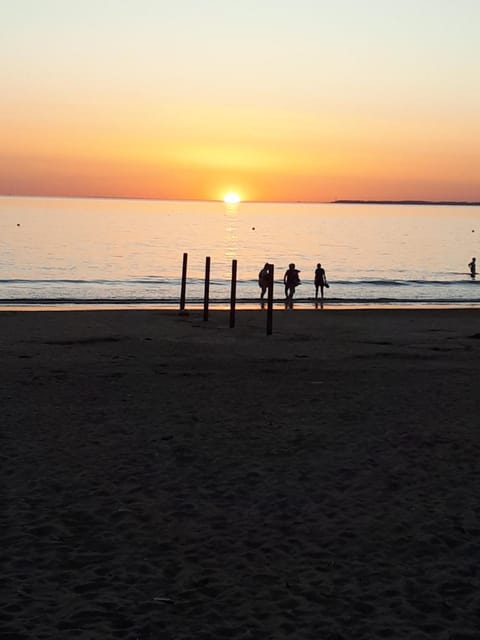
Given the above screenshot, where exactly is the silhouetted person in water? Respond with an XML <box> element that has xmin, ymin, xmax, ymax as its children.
<box><xmin>284</xmin><ymin>263</ymin><xmax>301</xmax><ymax>300</ymax></box>
<box><xmin>469</xmin><ymin>257</ymin><xmax>476</xmax><ymax>278</ymax></box>
<box><xmin>314</xmin><ymin>263</ymin><xmax>328</xmax><ymax>299</ymax></box>
<box><xmin>258</xmin><ymin>263</ymin><xmax>271</xmax><ymax>299</ymax></box>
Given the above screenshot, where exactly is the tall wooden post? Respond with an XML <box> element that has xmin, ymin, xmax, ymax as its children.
<box><xmin>180</xmin><ymin>252</ymin><xmax>188</xmax><ymax>311</ymax></box>
<box><xmin>203</xmin><ymin>256</ymin><xmax>211</xmax><ymax>321</ymax></box>
<box><xmin>229</xmin><ymin>259</ymin><xmax>237</xmax><ymax>328</ymax></box>
<box><xmin>266</xmin><ymin>263</ymin><xmax>274</xmax><ymax>335</ymax></box>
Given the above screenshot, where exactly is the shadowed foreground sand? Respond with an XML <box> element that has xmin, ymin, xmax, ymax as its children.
<box><xmin>1</xmin><ymin>309</ymin><xmax>480</xmax><ymax>639</ymax></box>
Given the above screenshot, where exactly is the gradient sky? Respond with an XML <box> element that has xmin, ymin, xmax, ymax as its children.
<box><xmin>2</xmin><ymin>0</ymin><xmax>480</xmax><ymax>202</ymax></box>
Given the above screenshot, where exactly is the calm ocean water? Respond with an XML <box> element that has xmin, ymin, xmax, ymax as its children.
<box><xmin>1</xmin><ymin>196</ymin><xmax>479</xmax><ymax>308</ymax></box>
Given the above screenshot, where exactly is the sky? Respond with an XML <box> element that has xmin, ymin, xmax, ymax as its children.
<box><xmin>2</xmin><ymin>0</ymin><xmax>480</xmax><ymax>202</ymax></box>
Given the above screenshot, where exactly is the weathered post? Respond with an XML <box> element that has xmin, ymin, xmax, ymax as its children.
<box><xmin>179</xmin><ymin>252</ymin><xmax>188</xmax><ymax>311</ymax></box>
<box><xmin>229</xmin><ymin>259</ymin><xmax>237</xmax><ymax>328</ymax></box>
<box><xmin>203</xmin><ymin>256</ymin><xmax>211</xmax><ymax>321</ymax></box>
<box><xmin>266</xmin><ymin>263</ymin><xmax>274</xmax><ymax>335</ymax></box>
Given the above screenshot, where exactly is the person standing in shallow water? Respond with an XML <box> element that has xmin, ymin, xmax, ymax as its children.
<box><xmin>314</xmin><ymin>263</ymin><xmax>328</xmax><ymax>300</ymax></box>
<box><xmin>258</xmin><ymin>263</ymin><xmax>271</xmax><ymax>299</ymax></box>
<box><xmin>469</xmin><ymin>257</ymin><xmax>476</xmax><ymax>278</ymax></box>
<box><xmin>284</xmin><ymin>263</ymin><xmax>301</xmax><ymax>300</ymax></box>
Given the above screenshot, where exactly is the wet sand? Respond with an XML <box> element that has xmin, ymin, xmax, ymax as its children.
<box><xmin>1</xmin><ymin>308</ymin><xmax>480</xmax><ymax>639</ymax></box>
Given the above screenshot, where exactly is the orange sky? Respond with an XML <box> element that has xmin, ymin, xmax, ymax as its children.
<box><xmin>2</xmin><ymin>2</ymin><xmax>480</xmax><ymax>202</ymax></box>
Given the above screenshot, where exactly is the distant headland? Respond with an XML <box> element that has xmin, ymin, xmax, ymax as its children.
<box><xmin>333</xmin><ymin>199</ymin><xmax>480</xmax><ymax>206</ymax></box>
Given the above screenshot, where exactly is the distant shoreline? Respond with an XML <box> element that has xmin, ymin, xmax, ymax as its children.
<box><xmin>2</xmin><ymin>194</ymin><xmax>480</xmax><ymax>206</ymax></box>
<box><xmin>333</xmin><ymin>199</ymin><xmax>480</xmax><ymax>206</ymax></box>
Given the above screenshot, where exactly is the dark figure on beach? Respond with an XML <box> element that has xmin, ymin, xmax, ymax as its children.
<box><xmin>314</xmin><ymin>263</ymin><xmax>328</xmax><ymax>299</ymax></box>
<box><xmin>258</xmin><ymin>263</ymin><xmax>271</xmax><ymax>299</ymax></box>
<box><xmin>284</xmin><ymin>263</ymin><xmax>301</xmax><ymax>299</ymax></box>
<box><xmin>469</xmin><ymin>257</ymin><xmax>476</xmax><ymax>278</ymax></box>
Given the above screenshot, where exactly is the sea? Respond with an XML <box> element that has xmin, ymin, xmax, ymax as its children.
<box><xmin>1</xmin><ymin>196</ymin><xmax>479</xmax><ymax>309</ymax></box>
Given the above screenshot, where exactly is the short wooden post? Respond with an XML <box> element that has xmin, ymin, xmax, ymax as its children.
<box><xmin>266</xmin><ymin>263</ymin><xmax>274</xmax><ymax>335</ymax></box>
<box><xmin>203</xmin><ymin>256</ymin><xmax>211</xmax><ymax>321</ymax></box>
<box><xmin>229</xmin><ymin>259</ymin><xmax>237</xmax><ymax>328</ymax></box>
<box><xmin>180</xmin><ymin>252</ymin><xmax>188</xmax><ymax>311</ymax></box>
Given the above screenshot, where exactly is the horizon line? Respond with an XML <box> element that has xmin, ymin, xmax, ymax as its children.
<box><xmin>1</xmin><ymin>193</ymin><xmax>480</xmax><ymax>206</ymax></box>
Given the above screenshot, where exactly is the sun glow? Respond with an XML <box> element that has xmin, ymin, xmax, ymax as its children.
<box><xmin>223</xmin><ymin>192</ymin><xmax>241</xmax><ymax>204</ymax></box>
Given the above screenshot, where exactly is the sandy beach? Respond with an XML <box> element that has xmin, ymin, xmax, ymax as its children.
<box><xmin>2</xmin><ymin>308</ymin><xmax>480</xmax><ymax>639</ymax></box>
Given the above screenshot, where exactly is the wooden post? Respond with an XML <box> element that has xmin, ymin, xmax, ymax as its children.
<box><xmin>203</xmin><ymin>256</ymin><xmax>211</xmax><ymax>321</ymax></box>
<box><xmin>266</xmin><ymin>263</ymin><xmax>274</xmax><ymax>335</ymax></box>
<box><xmin>229</xmin><ymin>259</ymin><xmax>237</xmax><ymax>328</ymax></box>
<box><xmin>180</xmin><ymin>252</ymin><xmax>188</xmax><ymax>311</ymax></box>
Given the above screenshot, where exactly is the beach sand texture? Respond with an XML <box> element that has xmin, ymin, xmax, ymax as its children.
<box><xmin>1</xmin><ymin>309</ymin><xmax>480</xmax><ymax>639</ymax></box>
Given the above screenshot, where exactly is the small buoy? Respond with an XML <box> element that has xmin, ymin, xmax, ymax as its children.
<box><xmin>17</xmin><ymin>223</ymin><xmax>20</xmax><ymax>227</ymax></box>
<box><xmin>252</xmin><ymin>227</ymin><xmax>255</xmax><ymax>230</ymax></box>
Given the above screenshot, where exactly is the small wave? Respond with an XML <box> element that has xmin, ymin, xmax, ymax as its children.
<box><xmin>0</xmin><ymin>278</ymin><xmax>124</xmax><ymax>285</ymax></box>
<box><xmin>332</xmin><ymin>279</ymin><xmax>479</xmax><ymax>286</ymax></box>
<box><xmin>0</xmin><ymin>278</ymin><xmax>92</xmax><ymax>284</ymax></box>
<box><xmin>0</xmin><ymin>278</ymin><xmax>174</xmax><ymax>285</ymax></box>
<box><xmin>2</xmin><ymin>277</ymin><xmax>477</xmax><ymax>287</ymax></box>
<box><xmin>334</xmin><ymin>279</ymin><xmax>408</xmax><ymax>286</ymax></box>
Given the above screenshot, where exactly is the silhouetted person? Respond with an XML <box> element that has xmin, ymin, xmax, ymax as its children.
<box><xmin>258</xmin><ymin>263</ymin><xmax>271</xmax><ymax>299</ymax></box>
<box><xmin>314</xmin><ymin>263</ymin><xmax>328</xmax><ymax>300</ymax></box>
<box><xmin>284</xmin><ymin>263</ymin><xmax>301</xmax><ymax>300</ymax></box>
<box><xmin>469</xmin><ymin>257</ymin><xmax>476</xmax><ymax>278</ymax></box>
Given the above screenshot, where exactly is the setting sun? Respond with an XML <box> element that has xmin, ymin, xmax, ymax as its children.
<box><xmin>223</xmin><ymin>192</ymin><xmax>241</xmax><ymax>204</ymax></box>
